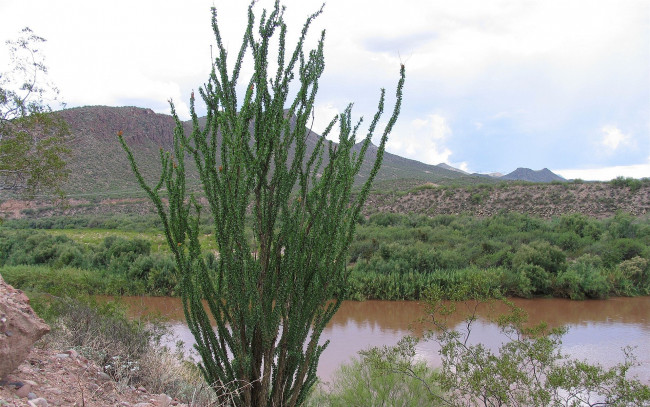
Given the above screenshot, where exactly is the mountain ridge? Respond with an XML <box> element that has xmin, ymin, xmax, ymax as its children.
<box><xmin>501</xmin><ymin>167</ymin><xmax>566</xmax><ymax>183</ymax></box>
<box><xmin>52</xmin><ymin>105</ymin><xmax>566</xmax><ymax>195</ymax></box>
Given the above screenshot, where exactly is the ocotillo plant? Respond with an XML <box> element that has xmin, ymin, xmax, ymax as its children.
<box><xmin>120</xmin><ymin>2</ymin><xmax>404</xmax><ymax>406</ymax></box>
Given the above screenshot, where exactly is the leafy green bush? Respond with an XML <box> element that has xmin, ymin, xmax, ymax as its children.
<box><xmin>308</xmin><ymin>353</ymin><xmax>439</xmax><ymax>407</ymax></box>
<box><xmin>0</xmin><ymin>265</ymin><xmax>106</xmax><ymax>296</ymax></box>
<box><xmin>599</xmin><ymin>238</ymin><xmax>648</xmax><ymax>267</ymax></box>
<box><xmin>616</xmin><ymin>256</ymin><xmax>650</xmax><ymax>295</ymax></box>
<box><xmin>3</xmin><ymin>210</ymin><xmax>649</xmax><ymax>300</ymax></box>
<box><xmin>0</xmin><ymin>230</ymin><xmax>179</xmax><ymax>295</ymax></box>
<box><xmin>511</xmin><ymin>241</ymin><xmax>567</xmax><ymax>275</ymax></box>
<box><xmin>610</xmin><ymin>176</ymin><xmax>644</xmax><ymax>192</ymax></box>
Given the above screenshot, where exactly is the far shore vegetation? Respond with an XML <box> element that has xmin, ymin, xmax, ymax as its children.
<box><xmin>2</xmin><ymin>210</ymin><xmax>648</xmax><ymax>300</ymax></box>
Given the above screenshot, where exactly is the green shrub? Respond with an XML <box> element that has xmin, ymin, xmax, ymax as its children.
<box><xmin>500</xmin><ymin>268</ymin><xmax>533</xmax><ymax>298</ymax></box>
<box><xmin>555</xmin><ymin>255</ymin><xmax>609</xmax><ymax>299</ymax></box>
<box><xmin>616</xmin><ymin>256</ymin><xmax>650</xmax><ymax>295</ymax></box>
<box><xmin>0</xmin><ymin>265</ymin><xmax>105</xmax><ymax>296</ymax></box>
<box><xmin>309</xmin><ymin>354</ymin><xmax>439</xmax><ymax>407</ymax></box>
<box><xmin>610</xmin><ymin>176</ymin><xmax>643</xmax><ymax>192</ymax></box>
<box><xmin>511</xmin><ymin>241</ymin><xmax>566</xmax><ymax>275</ymax></box>
<box><xmin>521</xmin><ymin>263</ymin><xmax>552</xmax><ymax>295</ymax></box>
<box><xmin>599</xmin><ymin>238</ymin><xmax>648</xmax><ymax>267</ymax></box>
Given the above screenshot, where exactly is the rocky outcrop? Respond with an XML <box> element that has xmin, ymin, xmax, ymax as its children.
<box><xmin>0</xmin><ymin>274</ymin><xmax>50</xmax><ymax>379</ymax></box>
<box><xmin>0</xmin><ymin>346</ymin><xmax>189</xmax><ymax>406</ymax></box>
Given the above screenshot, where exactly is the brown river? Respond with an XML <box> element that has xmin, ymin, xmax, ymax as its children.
<box><xmin>114</xmin><ymin>296</ymin><xmax>650</xmax><ymax>384</ymax></box>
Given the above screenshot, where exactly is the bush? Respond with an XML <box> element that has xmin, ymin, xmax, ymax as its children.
<box><xmin>511</xmin><ymin>241</ymin><xmax>566</xmax><ymax>275</ymax></box>
<box><xmin>1</xmin><ymin>265</ymin><xmax>106</xmax><ymax>296</ymax></box>
<box><xmin>599</xmin><ymin>238</ymin><xmax>648</xmax><ymax>268</ymax></box>
<box><xmin>308</xmin><ymin>351</ymin><xmax>439</xmax><ymax>407</ymax></box>
<box><xmin>616</xmin><ymin>256</ymin><xmax>650</xmax><ymax>295</ymax></box>
<box><xmin>31</xmin><ymin>295</ymin><xmax>218</xmax><ymax>405</ymax></box>
<box><xmin>555</xmin><ymin>254</ymin><xmax>609</xmax><ymax>299</ymax></box>
<box><xmin>499</xmin><ymin>268</ymin><xmax>533</xmax><ymax>298</ymax></box>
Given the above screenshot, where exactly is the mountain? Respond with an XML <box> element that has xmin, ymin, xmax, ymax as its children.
<box><xmin>55</xmin><ymin>106</ymin><xmax>185</xmax><ymax>195</ymax></box>
<box><xmin>500</xmin><ymin>168</ymin><xmax>566</xmax><ymax>183</ymax></box>
<box><xmin>47</xmin><ymin>106</ymin><xmax>572</xmax><ymax>197</ymax></box>
<box><xmin>54</xmin><ymin>106</ymin><xmax>478</xmax><ymax>196</ymax></box>
<box><xmin>436</xmin><ymin>163</ymin><xmax>469</xmax><ymax>175</ymax></box>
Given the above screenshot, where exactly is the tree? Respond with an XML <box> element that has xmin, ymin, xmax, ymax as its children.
<box><xmin>119</xmin><ymin>2</ymin><xmax>405</xmax><ymax>406</ymax></box>
<box><xmin>0</xmin><ymin>27</ymin><xmax>70</xmax><ymax>196</ymax></box>
<box><xmin>362</xmin><ymin>276</ymin><xmax>650</xmax><ymax>406</ymax></box>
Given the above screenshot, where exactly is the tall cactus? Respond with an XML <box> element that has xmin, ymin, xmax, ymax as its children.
<box><xmin>119</xmin><ymin>1</ymin><xmax>404</xmax><ymax>406</ymax></box>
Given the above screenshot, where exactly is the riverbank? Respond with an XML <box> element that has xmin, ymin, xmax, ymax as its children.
<box><xmin>4</xmin><ymin>291</ymin><xmax>649</xmax><ymax>406</ymax></box>
<box><xmin>0</xmin><ymin>345</ymin><xmax>185</xmax><ymax>407</ymax></box>
<box><xmin>2</xmin><ymin>211</ymin><xmax>649</xmax><ymax>301</ymax></box>
<box><xmin>0</xmin><ymin>294</ymin><xmax>219</xmax><ymax>407</ymax></box>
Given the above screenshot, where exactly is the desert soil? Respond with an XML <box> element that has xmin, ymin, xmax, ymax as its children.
<box><xmin>0</xmin><ymin>345</ymin><xmax>186</xmax><ymax>407</ymax></box>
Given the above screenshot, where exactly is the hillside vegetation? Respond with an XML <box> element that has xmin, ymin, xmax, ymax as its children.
<box><xmin>2</xmin><ymin>179</ymin><xmax>648</xmax><ymax>221</ymax></box>
<box><xmin>2</xmin><ymin>210</ymin><xmax>649</xmax><ymax>301</ymax></box>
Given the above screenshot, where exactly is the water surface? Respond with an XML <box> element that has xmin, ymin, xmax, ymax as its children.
<box><xmin>116</xmin><ymin>296</ymin><xmax>650</xmax><ymax>383</ymax></box>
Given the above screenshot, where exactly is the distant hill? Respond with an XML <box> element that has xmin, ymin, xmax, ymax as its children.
<box><xmin>500</xmin><ymin>168</ymin><xmax>566</xmax><ymax>183</ymax></box>
<box><xmin>11</xmin><ymin>105</ymin><xmax>578</xmax><ymax>199</ymax></box>
<box><xmin>52</xmin><ymin>106</ymin><xmax>484</xmax><ymax>196</ymax></box>
<box><xmin>436</xmin><ymin>163</ymin><xmax>469</xmax><ymax>175</ymax></box>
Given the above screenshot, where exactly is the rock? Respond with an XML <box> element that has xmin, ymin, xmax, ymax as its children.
<box><xmin>15</xmin><ymin>383</ymin><xmax>31</xmax><ymax>398</ymax></box>
<box><xmin>133</xmin><ymin>403</ymin><xmax>154</xmax><ymax>407</ymax></box>
<box><xmin>97</xmin><ymin>372</ymin><xmax>111</xmax><ymax>381</ymax></box>
<box><xmin>0</xmin><ymin>275</ymin><xmax>50</xmax><ymax>380</ymax></box>
<box><xmin>28</xmin><ymin>398</ymin><xmax>48</xmax><ymax>407</ymax></box>
<box><xmin>27</xmin><ymin>392</ymin><xmax>37</xmax><ymax>400</ymax></box>
<box><xmin>155</xmin><ymin>394</ymin><xmax>172</xmax><ymax>407</ymax></box>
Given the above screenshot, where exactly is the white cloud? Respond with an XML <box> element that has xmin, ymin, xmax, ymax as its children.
<box><xmin>554</xmin><ymin>162</ymin><xmax>650</xmax><ymax>181</ymax></box>
<box><xmin>600</xmin><ymin>125</ymin><xmax>631</xmax><ymax>151</ymax></box>
<box><xmin>456</xmin><ymin>162</ymin><xmax>470</xmax><ymax>173</ymax></box>
<box><xmin>387</xmin><ymin>113</ymin><xmax>454</xmax><ymax>165</ymax></box>
<box><xmin>1</xmin><ymin>0</ymin><xmax>647</xmax><ymax>177</ymax></box>
<box><xmin>311</xmin><ymin>103</ymin><xmax>340</xmax><ymax>140</ymax></box>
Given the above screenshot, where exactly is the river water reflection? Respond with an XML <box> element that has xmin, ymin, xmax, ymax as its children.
<box><xmin>116</xmin><ymin>296</ymin><xmax>650</xmax><ymax>383</ymax></box>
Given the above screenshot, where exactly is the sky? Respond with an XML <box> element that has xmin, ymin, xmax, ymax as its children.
<box><xmin>1</xmin><ymin>0</ymin><xmax>648</xmax><ymax>181</ymax></box>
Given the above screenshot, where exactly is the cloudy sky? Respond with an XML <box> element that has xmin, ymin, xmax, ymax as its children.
<box><xmin>1</xmin><ymin>0</ymin><xmax>648</xmax><ymax>181</ymax></box>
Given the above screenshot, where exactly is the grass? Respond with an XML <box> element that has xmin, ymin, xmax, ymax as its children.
<box><xmin>43</xmin><ymin>228</ymin><xmax>219</xmax><ymax>253</ymax></box>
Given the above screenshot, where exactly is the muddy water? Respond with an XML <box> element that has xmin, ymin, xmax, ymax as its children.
<box><xmin>116</xmin><ymin>296</ymin><xmax>650</xmax><ymax>383</ymax></box>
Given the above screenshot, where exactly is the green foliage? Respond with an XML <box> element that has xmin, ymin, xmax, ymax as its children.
<box><xmin>307</xmin><ymin>351</ymin><xmax>440</xmax><ymax>407</ymax></box>
<box><xmin>511</xmin><ymin>241</ymin><xmax>567</xmax><ymax>275</ymax></box>
<box><xmin>610</xmin><ymin>176</ymin><xmax>645</xmax><ymax>192</ymax></box>
<box><xmin>599</xmin><ymin>238</ymin><xmax>648</xmax><ymax>267</ymax></box>
<box><xmin>119</xmin><ymin>2</ymin><xmax>404</xmax><ymax>406</ymax></box>
<box><xmin>0</xmin><ymin>230</ymin><xmax>178</xmax><ymax>295</ymax></box>
<box><xmin>4</xmin><ymin>209</ymin><xmax>650</xmax><ymax>301</ymax></box>
<box><xmin>2</xmin><ymin>213</ymin><xmax>165</xmax><ymax>232</ymax></box>
<box><xmin>615</xmin><ymin>256</ymin><xmax>650</xmax><ymax>296</ymax></box>
<box><xmin>1</xmin><ymin>265</ymin><xmax>105</xmax><ymax>296</ymax></box>
<box><xmin>348</xmin><ymin>212</ymin><xmax>650</xmax><ymax>300</ymax></box>
<box><xmin>0</xmin><ymin>27</ymin><xmax>70</xmax><ymax>196</ymax></box>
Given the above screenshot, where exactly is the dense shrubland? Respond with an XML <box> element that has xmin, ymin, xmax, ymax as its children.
<box><xmin>0</xmin><ymin>229</ymin><xmax>177</xmax><ymax>295</ymax></box>
<box><xmin>1</xmin><ymin>211</ymin><xmax>649</xmax><ymax>300</ymax></box>
<box><xmin>347</xmin><ymin>211</ymin><xmax>649</xmax><ymax>300</ymax></box>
